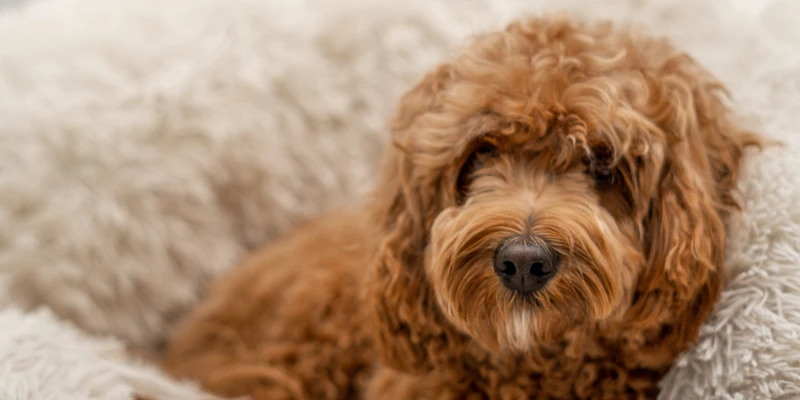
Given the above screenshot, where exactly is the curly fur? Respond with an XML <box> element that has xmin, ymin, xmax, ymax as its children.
<box><xmin>163</xmin><ymin>15</ymin><xmax>761</xmax><ymax>399</ymax></box>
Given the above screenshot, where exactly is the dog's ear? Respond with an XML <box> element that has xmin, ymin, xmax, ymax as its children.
<box><xmin>366</xmin><ymin>65</ymin><xmax>468</xmax><ymax>373</ymax></box>
<box><xmin>626</xmin><ymin>54</ymin><xmax>760</xmax><ymax>358</ymax></box>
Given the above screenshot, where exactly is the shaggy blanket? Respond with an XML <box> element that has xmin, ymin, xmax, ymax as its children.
<box><xmin>0</xmin><ymin>0</ymin><xmax>799</xmax><ymax>398</ymax></box>
<box><xmin>0</xmin><ymin>307</ymin><xmax>219</xmax><ymax>400</ymax></box>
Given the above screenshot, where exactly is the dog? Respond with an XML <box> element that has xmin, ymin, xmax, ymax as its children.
<box><xmin>163</xmin><ymin>15</ymin><xmax>761</xmax><ymax>399</ymax></box>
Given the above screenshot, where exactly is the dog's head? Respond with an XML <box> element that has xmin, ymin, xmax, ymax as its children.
<box><xmin>367</xmin><ymin>16</ymin><xmax>759</xmax><ymax>371</ymax></box>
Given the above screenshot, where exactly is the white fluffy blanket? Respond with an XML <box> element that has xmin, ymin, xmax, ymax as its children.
<box><xmin>0</xmin><ymin>0</ymin><xmax>799</xmax><ymax>399</ymax></box>
<box><xmin>0</xmin><ymin>307</ymin><xmax>218</xmax><ymax>400</ymax></box>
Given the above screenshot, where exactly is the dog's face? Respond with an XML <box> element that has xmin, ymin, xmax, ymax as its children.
<box><xmin>426</xmin><ymin>115</ymin><xmax>644</xmax><ymax>352</ymax></box>
<box><xmin>369</xmin><ymin>16</ymin><xmax>757</xmax><ymax>370</ymax></box>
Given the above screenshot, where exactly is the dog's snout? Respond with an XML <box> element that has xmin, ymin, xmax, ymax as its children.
<box><xmin>493</xmin><ymin>240</ymin><xmax>559</xmax><ymax>295</ymax></box>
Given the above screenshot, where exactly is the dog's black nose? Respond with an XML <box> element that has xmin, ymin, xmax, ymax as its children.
<box><xmin>493</xmin><ymin>240</ymin><xmax>559</xmax><ymax>295</ymax></box>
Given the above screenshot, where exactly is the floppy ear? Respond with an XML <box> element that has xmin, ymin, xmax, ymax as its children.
<box><xmin>626</xmin><ymin>54</ymin><xmax>760</xmax><ymax>357</ymax></box>
<box><xmin>366</xmin><ymin>65</ymin><xmax>468</xmax><ymax>373</ymax></box>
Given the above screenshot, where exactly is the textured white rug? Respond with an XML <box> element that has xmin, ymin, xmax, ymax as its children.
<box><xmin>0</xmin><ymin>307</ymin><xmax>218</xmax><ymax>400</ymax></box>
<box><xmin>0</xmin><ymin>0</ymin><xmax>798</xmax><ymax>398</ymax></box>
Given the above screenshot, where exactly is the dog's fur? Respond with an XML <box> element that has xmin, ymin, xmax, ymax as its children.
<box><xmin>164</xmin><ymin>16</ymin><xmax>761</xmax><ymax>399</ymax></box>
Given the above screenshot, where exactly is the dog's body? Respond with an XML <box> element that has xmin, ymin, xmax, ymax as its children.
<box><xmin>165</xmin><ymin>16</ymin><xmax>760</xmax><ymax>399</ymax></box>
<box><xmin>165</xmin><ymin>211</ymin><xmax>661</xmax><ymax>399</ymax></box>
<box><xmin>164</xmin><ymin>211</ymin><xmax>377</xmax><ymax>399</ymax></box>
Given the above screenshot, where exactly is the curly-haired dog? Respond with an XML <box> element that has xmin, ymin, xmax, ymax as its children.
<box><xmin>163</xmin><ymin>15</ymin><xmax>761</xmax><ymax>399</ymax></box>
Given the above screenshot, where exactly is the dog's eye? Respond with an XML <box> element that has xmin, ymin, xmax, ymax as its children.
<box><xmin>584</xmin><ymin>145</ymin><xmax>618</xmax><ymax>184</ymax></box>
<box><xmin>585</xmin><ymin>156</ymin><xmax>616</xmax><ymax>185</ymax></box>
<box><xmin>468</xmin><ymin>143</ymin><xmax>499</xmax><ymax>170</ymax></box>
<box><xmin>589</xmin><ymin>163</ymin><xmax>614</xmax><ymax>182</ymax></box>
<box><xmin>474</xmin><ymin>143</ymin><xmax>499</xmax><ymax>158</ymax></box>
<box><xmin>456</xmin><ymin>143</ymin><xmax>498</xmax><ymax>204</ymax></box>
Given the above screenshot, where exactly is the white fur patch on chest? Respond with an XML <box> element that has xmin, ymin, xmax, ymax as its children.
<box><xmin>505</xmin><ymin>309</ymin><xmax>533</xmax><ymax>351</ymax></box>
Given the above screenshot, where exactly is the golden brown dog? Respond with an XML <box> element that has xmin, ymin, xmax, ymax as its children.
<box><xmin>163</xmin><ymin>15</ymin><xmax>761</xmax><ymax>399</ymax></box>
